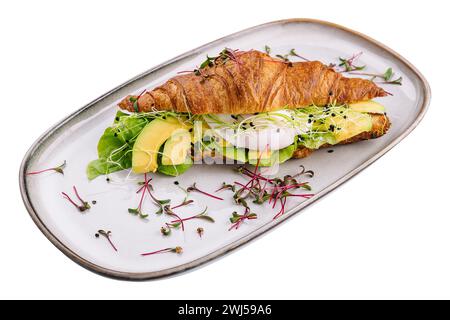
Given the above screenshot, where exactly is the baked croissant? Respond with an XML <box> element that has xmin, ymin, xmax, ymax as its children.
<box><xmin>119</xmin><ymin>50</ymin><xmax>388</xmax><ymax>114</ymax></box>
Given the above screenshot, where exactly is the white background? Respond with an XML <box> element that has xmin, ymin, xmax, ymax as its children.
<box><xmin>0</xmin><ymin>0</ymin><xmax>448</xmax><ymax>300</ymax></box>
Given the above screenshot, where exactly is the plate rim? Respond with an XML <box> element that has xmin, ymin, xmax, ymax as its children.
<box><xmin>19</xmin><ymin>18</ymin><xmax>431</xmax><ymax>281</ymax></box>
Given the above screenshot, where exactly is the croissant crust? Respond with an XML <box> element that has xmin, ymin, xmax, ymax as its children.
<box><xmin>119</xmin><ymin>50</ymin><xmax>388</xmax><ymax>115</ymax></box>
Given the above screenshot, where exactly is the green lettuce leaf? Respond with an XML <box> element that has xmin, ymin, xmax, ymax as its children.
<box><xmin>86</xmin><ymin>112</ymin><xmax>149</xmax><ymax>180</ymax></box>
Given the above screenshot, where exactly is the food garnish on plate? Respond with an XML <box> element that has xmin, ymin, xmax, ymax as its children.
<box><xmin>87</xmin><ymin>49</ymin><xmax>391</xmax><ymax>179</ymax></box>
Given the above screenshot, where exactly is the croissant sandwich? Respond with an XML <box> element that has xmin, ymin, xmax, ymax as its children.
<box><xmin>87</xmin><ymin>49</ymin><xmax>391</xmax><ymax>179</ymax></box>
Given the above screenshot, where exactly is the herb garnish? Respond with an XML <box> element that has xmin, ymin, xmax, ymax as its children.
<box><xmin>178</xmin><ymin>48</ymin><xmax>242</xmax><ymax>79</ymax></box>
<box><xmin>141</xmin><ymin>246</ymin><xmax>183</xmax><ymax>256</ymax></box>
<box><xmin>170</xmin><ymin>207</ymin><xmax>214</xmax><ymax>224</ymax></box>
<box><xmin>222</xmin><ymin>149</ymin><xmax>314</xmax><ymax>223</ymax></box>
<box><xmin>229</xmin><ymin>208</ymin><xmax>257</xmax><ymax>231</ymax></box>
<box><xmin>128</xmin><ymin>173</ymin><xmax>171</xmax><ymax>218</ymax></box>
<box><xmin>171</xmin><ymin>199</ymin><xmax>194</xmax><ymax>210</ymax></box>
<box><xmin>289</xmin><ymin>48</ymin><xmax>309</xmax><ymax>62</ymax></box>
<box><xmin>160</xmin><ymin>222</ymin><xmax>181</xmax><ymax>236</ymax></box>
<box><xmin>187</xmin><ymin>183</ymin><xmax>224</xmax><ymax>201</ymax></box>
<box><xmin>163</xmin><ymin>205</ymin><xmax>186</xmax><ymax>231</ymax></box>
<box><xmin>27</xmin><ymin>160</ymin><xmax>66</xmax><ymax>176</ymax></box>
<box><xmin>215</xmin><ymin>182</ymin><xmax>236</xmax><ymax>193</ymax></box>
<box><xmin>62</xmin><ymin>186</ymin><xmax>90</xmax><ymax>212</ymax></box>
<box><xmin>95</xmin><ymin>230</ymin><xmax>118</xmax><ymax>252</ymax></box>
<box><xmin>337</xmin><ymin>52</ymin><xmax>366</xmax><ymax>72</ymax></box>
<box><xmin>349</xmin><ymin>67</ymin><xmax>403</xmax><ymax>85</ymax></box>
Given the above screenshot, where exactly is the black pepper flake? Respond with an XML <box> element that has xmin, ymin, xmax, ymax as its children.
<box><xmin>115</xmin><ymin>117</ymin><xmax>120</xmax><ymax>121</ymax></box>
<box><xmin>329</xmin><ymin>124</ymin><xmax>335</xmax><ymax>132</ymax></box>
<box><xmin>174</xmin><ymin>181</ymin><xmax>179</xmax><ymax>185</ymax></box>
<box><xmin>114</xmin><ymin>133</ymin><xmax>118</xmax><ymax>137</ymax></box>
<box><xmin>308</xmin><ymin>114</ymin><xmax>313</xmax><ymax>118</ymax></box>
<box><xmin>308</xmin><ymin>119</ymin><xmax>312</xmax><ymax>124</ymax></box>
<box><xmin>328</xmin><ymin>91</ymin><xmax>333</xmax><ymax>96</ymax></box>
<box><xmin>327</xmin><ymin>149</ymin><xmax>334</xmax><ymax>153</ymax></box>
<box><xmin>276</xmin><ymin>128</ymin><xmax>281</xmax><ymax>133</ymax></box>
<box><xmin>249</xmin><ymin>122</ymin><xmax>255</xmax><ymax>127</ymax></box>
<box><xmin>343</xmin><ymin>115</ymin><xmax>347</xmax><ymax>119</ymax></box>
<box><xmin>231</xmin><ymin>115</ymin><xmax>238</xmax><ymax>120</ymax></box>
<box><xmin>189</xmin><ymin>128</ymin><xmax>193</xmax><ymax>132</ymax></box>
<box><xmin>95</xmin><ymin>233</ymin><xmax>100</xmax><ymax>238</ymax></box>
<box><xmin>92</xmin><ymin>200</ymin><xmax>97</xmax><ymax>205</ymax></box>
<box><xmin>106</xmin><ymin>177</ymin><xmax>110</xmax><ymax>182</ymax></box>
<box><xmin>331</xmin><ymin>113</ymin><xmax>336</xmax><ymax>117</ymax></box>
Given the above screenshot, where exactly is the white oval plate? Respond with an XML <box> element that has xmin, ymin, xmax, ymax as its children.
<box><xmin>19</xmin><ymin>19</ymin><xmax>430</xmax><ymax>280</ymax></box>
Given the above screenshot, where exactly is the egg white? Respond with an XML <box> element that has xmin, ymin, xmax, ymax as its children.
<box><xmin>204</xmin><ymin>109</ymin><xmax>310</xmax><ymax>151</ymax></box>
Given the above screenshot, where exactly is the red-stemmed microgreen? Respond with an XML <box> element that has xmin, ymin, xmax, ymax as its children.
<box><xmin>95</xmin><ymin>230</ymin><xmax>118</xmax><ymax>252</ymax></box>
<box><xmin>129</xmin><ymin>173</ymin><xmax>171</xmax><ymax>218</ymax></box>
<box><xmin>61</xmin><ymin>186</ymin><xmax>90</xmax><ymax>212</ymax></box>
<box><xmin>350</xmin><ymin>67</ymin><xmax>403</xmax><ymax>85</ymax></box>
<box><xmin>160</xmin><ymin>222</ymin><xmax>181</xmax><ymax>236</ymax></box>
<box><xmin>141</xmin><ymin>246</ymin><xmax>183</xmax><ymax>257</ymax></box>
<box><xmin>289</xmin><ymin>48</ymin><xmax>309</xmax><ymax>62</ymax></box>
<box><xmin>129</xmin><ymin>89</ymin><xmax>147</xmax><ymax>112</ymax></box>
<box><xmin>228</xmin><ymin>207</ymin><xmax>258</xmax><ymax>231</ymax></box>
<box><xmin>171</xmin><ymin>199</ymin><xmax>194</xmax><ymax>210</ymax></box>
<box><xmin>163</xmin><ymin>205</ymin><xmax>185</xmax><ymax>231</ymax></box>
<box><xmin>187</xmin><ymin>183</ymin><xmax>224</xmax><ymax>201</ymax></box>
<box><xmin>215</xmin><ymin>182</ymin><xmax>236</xmax><ymax>193</ymax></box>
<box><xmin>27</xmin><ymin>160</ymin><xmax>66</xmax><ymax>176</ymax></box>
<box><xmin>197</xmin><ymin>227</ymin><xmax>204</xmax><ymax>238</ymax></box>
<box><xmin>170</xmin><ymin>207</ymin><xmax>214</xmax><ymax>224</ymax></box>
<box><xmin>221</xmin><ymin>151</ymin><xmax>314</xmax><ymax>221</ymax></box>
<box><xmin>337</xmin><ymin>52</ymin><xmax>366</xmax><ymax>72</ymax></box>
<box><xmin>178</xmin><ymin>48</ymin><xmax>242</xmax><ymax>80</ymax></box>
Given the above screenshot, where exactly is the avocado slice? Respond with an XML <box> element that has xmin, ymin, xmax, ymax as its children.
<box><xmin>214</xmin><ymin>145</ymin><xmax>247</xmax><ymax>163</ymax></box>
<box><xmin>278</xmin><ymin>143</ymin><xmax>296</xmax><ymax>164</ymax></box>
<box><xmin>157</xmin><ymin>157</ymin><xmax>193</xmax><ymax>176</ymax></box>
<box><xmin>161</xmin><ymin>128</ymin><xmax>191</xmax><ymax>166</ymax></box>
<box><xmin>248</xmin><ymin>149</ymin><xmax>272</xmax><ymax>166</ymax></box>
<box><xmin>247</xmin><ymin>143</ymin><xmax>297</xmax><ymax>167</ymax></box>
<box><xmin>132</xmin><ymin>117</ymin><xmax>190</xmax><ymax>173</ymax></box>
<box><xmin>349</xmin><ymin>100</ymin><xmax>385</xmax><ymax>114</ymax></box>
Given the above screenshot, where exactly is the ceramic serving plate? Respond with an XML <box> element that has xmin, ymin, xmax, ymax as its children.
<box><xmin>19</xmin><ymin>19</ymin><xmax>430</xmax><ymax>280</ymax></box>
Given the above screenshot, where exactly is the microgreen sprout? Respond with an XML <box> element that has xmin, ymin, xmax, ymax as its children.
<box><xmin>141</xmin><ymin>246</ymin><xmax>183</xmax><ymax>256</ymax></box>
<box><xmin>215</xmin><ymin>182</ymin><xmax>236</xmax><ymax>193</ymax></box>
<box><xmin>95</xmin><ymin>230</ymin><xmax>118</xmax><ymax>252</ymax></box>
<box><xmin>163</xmin><ymin>205</ymin><xmax>185</xmax><ymax>231</ymax></box>
<box><xmin>61</xmin><ymin>186</ymin><xmax>90</xmax><ymax>212</ymax></box>
<box><xmin>170</xmin><ymin>207</ymin><xmax>214</xmax><ymax>224</ymax></box>
<box><xmin>222</xmin><ymin>151</ymin><xmax>314</xmax><ymax>222</ymax></box>
<box><xmin>350</xmin><ymin>67</ymin><xmax>403</xmax><ymax>85</ymax></box>
<box><xmin>160</xmin><ymin>222</ymin><xmax>181</xmax><ymax>236</ymax></box>
<box><xmin>171</xmin><ymin>199</ymin><xmax>194</xmax><ymax>210</ymax></box>
<box><xmin>129</xmin><ymin>173</ymin><xmax>171</xmax><ymax>218</ymax></box>
<box><xmin>338</xmin><ymin>52</ymin><xmax>366</xmax><ymax>72</ymax></box>
<box><xmin>229</xmin><ymin>209</ymin><xmax>258</xmax><ymax>231</ymax></box>
<box><xmin>27</xmin><ymin>160</ymin><xmax>66</xmax><ymax>176</ymax></box>
<box><xmin>187</xmin><ymin>183</ymin><xmax>224</xmax><ymax>201</ymax></box>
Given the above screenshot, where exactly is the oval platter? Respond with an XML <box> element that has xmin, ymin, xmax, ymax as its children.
<box><xmin>19</xmin><ymin>19</ymin><xmax>430</xmax><ymax>280</ymax></box>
